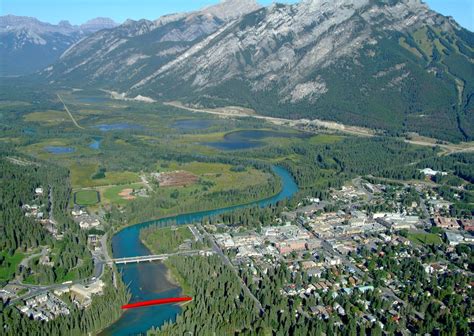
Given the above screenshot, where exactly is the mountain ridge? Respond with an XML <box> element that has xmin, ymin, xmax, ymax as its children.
<box><xmin>24</xmin><ymin>0</ymin><xmax>474</xmax><ymax>141</ymax></box>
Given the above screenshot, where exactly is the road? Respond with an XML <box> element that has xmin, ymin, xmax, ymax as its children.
<box><xmin>57</xmin><ymin>94</ymin><xmax>85</xmax><ymax>130</ymax></box>
<box><xmin>7</xmin><ymin>275</ymin><xmax>99</xmax><ymax>306</ymax></box>
<box><xmin>352</xmin><ymin>177</ymin><xmax>373</xmax><ymax>202</ymax></box>
<box><xmin>19</xmin><ymin>247</ymin><xmax>48</xmax><ymax>269</ymax></box>
<box><xmin>189</xmin><ymin>225</ymin><xmax>203</xmax><ymax>242</ymax></box>
<box><xmin>109</xmin><ymin>249</ymin><xmax>208</xmax><ymax>264</ymax></box>
<box><xmin>48</xmin><ymin>185</ymin><xmax>56</xmax><ymax>225</ymax></box>
<box><xmin>197</xmin><ymin>224</ymin><xmax>265</xmax><ymax>315</ymax></box>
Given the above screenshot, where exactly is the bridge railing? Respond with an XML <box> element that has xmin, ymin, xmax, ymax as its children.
<box><xmin>107</xmin><ymin>250</ymin><xmax>211</xmax><ymax>264</ymax></box>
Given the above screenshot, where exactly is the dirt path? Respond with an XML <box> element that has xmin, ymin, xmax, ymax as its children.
<box><xmin>164</xmin><ymin>101</ymin><xmax>375</xmax><ymax>137</ymax></box>
<box><xmin>404</xmin><ymin>139</ymin><xmax>474</xmax><ymax>156</ymax></box>
<box><xmin>57</xmin><ymin>94</ymin><xmax>85</xmax><ymax>130</ymax></box>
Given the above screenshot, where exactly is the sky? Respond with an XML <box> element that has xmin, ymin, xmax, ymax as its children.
<box><xmin>1</xmin><ymin>0</ymin><xmax>473</xmax><ymax>31</ymax></box>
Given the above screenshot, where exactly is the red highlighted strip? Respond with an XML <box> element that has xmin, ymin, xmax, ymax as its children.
<box><xmin>121</xmin><ymin>296</ymin><xmax>192</xmax><ymax>309</ymax></box>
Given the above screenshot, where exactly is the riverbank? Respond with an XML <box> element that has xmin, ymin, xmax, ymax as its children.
<box><xmin>105</xmin><ymin>166</ymin><xmax>298</xmax><ymax>334</ymax></box>
<box><xmin>164</xmin><ymin>260</ymin><xmax>192</xmax><ymax>295</ymax></box>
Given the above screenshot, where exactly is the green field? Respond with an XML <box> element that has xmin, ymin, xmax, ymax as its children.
<box><xmin>0</xmin><ymin>251</ymin><xmax>25</xmax><ymax>281</ymax></box>
<box><xmin>24</xmin><ymin>110</ymin><xmax>73</xmax><ymax>126</ymax></box>
<box><xmin>308</xmin><ymin>134</ymin><xmax>344</xmax><ymax>144</ymax></box>
<box><xmin>407</xmin><ymin>232</ymin><xmax>443</xmax><ymax>245</ymax></box>
<box><xmin>70</xmin><ymin>163</ymin><xmax>140</xmax><ymax>188</ymax></box>
<box><xmin>102</xmin><ymin>183</ymin><xmax>144</xmax><ymax>205</ymax></box>
<box><xmin>74</xmin><ymin>189</ymin><xmax>100</xmax><ymax>205</ymax></box>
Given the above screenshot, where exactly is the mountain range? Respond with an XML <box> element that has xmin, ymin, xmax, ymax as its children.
<box><xmin>7</xmin><ymin>0</ymin><xmax>474</xmax><ymax>142</ymax></box>
<box><xmin>0</xmin><ymin>15</ymin><xmax>117</xmax><ymax>76</ymax></box>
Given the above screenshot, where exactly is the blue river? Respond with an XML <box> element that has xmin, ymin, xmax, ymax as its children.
<box><xmin>102</xmin><ymin>166</ymin><xmax>298</xmax><ymax>335</ymax></box>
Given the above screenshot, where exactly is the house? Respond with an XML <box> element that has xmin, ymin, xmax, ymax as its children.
<box><xmin>307</xmin><ymin>267</ymin><xmax>322</xmax><ymax>278</ymax></box>
<box><xmin>429</xmin><ymin>200</ymin><xmax>452</xmax><ymax>211</ymax></box>
<box><xmin>325</xmin><ymin>256</ymin><xmax>341</xmax><ymax>266</ymax></box>
<box><xmin>460</xmin><ymin>219</ymin><xmax>474</xmax><ymax>232</ymax></box>
<box><xmin>365</xmin><ymin>314</ymin><xmax>377</xmax><ymax>323</ymax></box>
<box><xmin>35</xmin><ymin>187</ymin><xmax>44</xmax><ymax>196</ymax></box>
<box><xmin>301</xmin><ymin>260</ymin><xmax>317</xmax><ymax>270</ymax></box>
<box><xmin>309</xmin><ymin>305</ymin><xmax>329</xmax><ymax>319</ymax></box>
<box><xmin>71</xmin><ymin>207</ymin><xmax>85</xmax><ymax>216</ymax></box>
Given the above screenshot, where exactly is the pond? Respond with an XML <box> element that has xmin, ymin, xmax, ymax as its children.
<box><xmin>94</xmin><ymin>123</ymin><xmax>143</xmax><ymax>132</ymax></box>
<box><xmin>44</xmin><ymin>146</ymin><xmax>75</xmax><ymax>154</ymax></box>
<box><xmin>171</xmin><ymin>119</ymin><xmax>216</xmax><ymax>130</ymax></box>
<box><xmin>203</xmin><ymin>129</ymin><xmax>311</xmax><ymax>150</ymax></box>
<box><xmin>89</xmin><ymin>138</ymin><xmax>102</xmax><ymax>150</ymax></box>
<box><xmin>23</xmin><ymin>127</ymin><xmax>36</xmax><ymax>135</ymax></box>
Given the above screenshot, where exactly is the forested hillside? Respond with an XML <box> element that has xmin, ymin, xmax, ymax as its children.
<box><xmin>0</xmin><ymin>149</ymin><xmax>92</xmax><ymax>284</ymax></box>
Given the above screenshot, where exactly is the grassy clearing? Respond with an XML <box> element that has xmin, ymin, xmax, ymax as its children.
<box><xmin>24</xmin><ymin>110</ymin><xmax>72</xmax><ymax>126</ymax></box>
<box><xmin>180</xmin><ymin>132</ymin><xmax>227</xmax><ymax>143</ymax></box>
<box><xmin>101</xmin><ymin>183</ymin><xmax>144</xmax><ymax>205</ymax></box>
<box><xmin>70</xmin><ymin>163</ymin><xmax>140</xmax><ymax>188</ymax></box>
<box><xmin>0</xmin><ymin>251</ymin><xmax>25</xmax><ymax>281</ymax></box>
<box><xmin>408</xmin><ymin>232</ymin><xmax>443</xmax><ymax>245</ymax></box>
<box><xmin>412</xmin><ymin>27</ymin><xmax>433</xmax><ymax>56</ymax></box>
<box><xmin>0</xmin><ymin>137</ymin><xmax>22</xmax><ymax>144</ymax></box>
<box><xmin>399</xmin><ymin>37</ymin><xmax>423</xmax><ymax>58</ymax></box>
<box><xmin>308</xmin><ymin>134</ymin><xmax>344</xmax><ymax>144</ymax></box>
<box><xmin>74</xmin><ymin>190</ymin><xmax>100</xmax><ymax>206</ymax></box>
<box><xmin>141</xmin><ymin>226</ymin><xmax>193</xmax><ymax>254</ymax></box>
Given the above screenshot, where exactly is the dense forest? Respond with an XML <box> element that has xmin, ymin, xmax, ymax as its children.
<box><xmin>149</xmin><ymin>255</ymin><xmax>259</xmax><ymax>336</ymax></box>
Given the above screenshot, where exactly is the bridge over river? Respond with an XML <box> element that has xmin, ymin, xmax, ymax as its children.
<box><xmin>106</xmin><ymin>249</ymin><xmax>212</xmax><ymax>265</ymax></box>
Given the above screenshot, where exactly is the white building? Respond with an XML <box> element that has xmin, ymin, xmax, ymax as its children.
<box><xmin>445</xmin><ymin>232</ymin><xmax>464</xmax><ymax>246</ymax></box>
<box><xmin>420</xmin><ymin>168</ymin><xmax>447</xmax><ymax>176</ymax></box>
<box><xmin>79</xmin><ymin>219</ymin><xmax>100</xmax><ymax>229</ymax></box>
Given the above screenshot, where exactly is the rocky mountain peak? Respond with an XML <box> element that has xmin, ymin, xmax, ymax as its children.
<box><xmin>201</xmin><ymin>0</ymin><xmax>261</xmax><ymax>20</ymax></box>
<box><xmin>80</xmin><ymin>17</ymin><xmax>118</xmax><ymax>32</ymax></box>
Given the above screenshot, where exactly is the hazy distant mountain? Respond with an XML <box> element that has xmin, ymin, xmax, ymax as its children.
<box><xmin>0</xmin><ymin>15</ymin><xmax>117</xmax><ymax>76</ymax></box>
<box><xmin>79</xmin><ymin>17</ymin><xmax>118</xmax><ymax>33</ymax></box>
<box><xmin>43</xmin><ymin>0</ymin><xmax>474</xmax><ymax>141</ymax></box>
<box><xmin>41</xmin><ymin>0</ymin><xmax>260</xmax><ymax>89</ymax></box>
